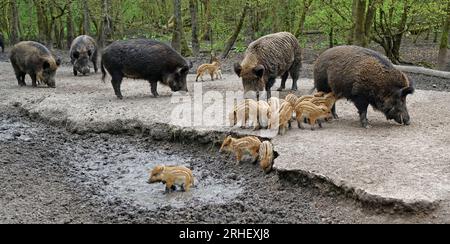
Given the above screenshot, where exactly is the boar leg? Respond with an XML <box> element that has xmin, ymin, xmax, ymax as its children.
<box><xmin>92</xmin><ymin>50</ymin><xmax>98</xmax><ymax>73</ymax></box>
<box><xmin>30</xmin><ymin>73</ymin><xmax>38</xmax><ymax>87</ymax></box>
<box><xmin>15</xmin><ymin>72</ymin><xmax>26</xmax><ymax>86</ymax></box>
<box><xmin>110</xmin><ymin>73</ymin><xmax>124</xmax><ymax>99</ymax></box>
<box><xmin>266</xmin><ymin>77</ymin><xmax>277</xmax><ymax>99</ymax></box>
<box><xmin>277</xmin><ymin>72</ymin><xmax>289</xmax><ymax>91</ymax></box>
<box><xmin>290</xmin><ymin>66</ymin><xmax>299</xmax><ymax>91</ymax></box>
<box><xmin>150</xmin><ymin>81</ymin><xmax>159</xmax><ymax>97</ymax></box>
<box><xmin>354</xmin><ymin>97</ymin><xmax>370</xmax><ymax>128</ymax></box>
<box><xmin>73</xmin><ymin>67</ymin><xmax>78</xmax><ymax>76</ymax></box>
<box><xmin>331</xmin><ymin>104</ymin><xmax>339</xmax><ymax>119</ymax></box>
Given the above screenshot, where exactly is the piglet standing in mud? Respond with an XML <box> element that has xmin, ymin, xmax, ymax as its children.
<box><xmin>234</xmin><ymin>32</ymin><xmax>302</xmax><ymax>99</ymax></box>
<box><xmin>101</xmin><ymin>39</ymin><xmax>191</xmax><ymax>99</ymax></box>
<box><xmin>10</xmin><ymin>41</ymin><xmax>61</xmax><ymax>88</ymax></box>
<box><xmin>70</xmin><ymin>35</ymin><xmax>98</xmax><ymax>76</ymax></box>
<box><xmin>314</xmin><ymin>45</ymin><xmax>415</xmax><ymax>128</ymax></box>
<box><xmin>148</xmin><ymin>165</ymin><xmax>195</xmax><ymax>193</ymax></box>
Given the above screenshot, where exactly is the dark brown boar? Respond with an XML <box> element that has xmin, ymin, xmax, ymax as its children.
<box><xmin>70</xmin><ymin>35</ymin><xmax>98</xmax><ymax>76</ymax></box>
<box><xmin>313</xmin><ymin>45</ymin><xmax>415</xmax><ymax>128</ymax></box>
<box><xmin>234</xmin><ymin>32</ymin><xmax>302</xmax><ymax>99</ymax></box>
<box><xmin>10</xmin><ymin>41</ymin><xmax>60</xmax><ymax>88</ymax></box>
<box><xmin>101</xmin><ymin>39</ymin><xmax>191</xmax><ymax>99</ymax></box>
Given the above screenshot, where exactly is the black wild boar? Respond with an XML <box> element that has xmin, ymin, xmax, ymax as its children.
<box><xmin>70</xmin><ymin>35</ymin><xmax>98</xmax><ymax>76</ymax></box>
<box><xmin>10</xmin><ymin>41</ymin><xmax>61</xmax><ymax>88</ymax></box>
<box><xmin>0</xmin><ymin>33</ymin><xmax>4</xmax><ymax>53</ymax></box>
<box><xmin>234</xmin><ymin>32</ymin><xmax>302</xmax><ymax>99</ymax></box>
<box><xmin>313</xmin><ymin>45</ymin><xmax>415</xmax><ymax>128</ymax></box>
<box><xmin>101</xmin><ymin>39</ymin><xmax>190</xmax><ymax>99</ymax></box>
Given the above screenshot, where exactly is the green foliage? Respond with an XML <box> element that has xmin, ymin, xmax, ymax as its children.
<box><xmin>0</xmin><ymin>0</ymin><xmax>447</xmax><ymax>56</ymax></box>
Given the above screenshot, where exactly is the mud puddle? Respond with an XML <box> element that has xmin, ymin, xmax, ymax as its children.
<box><xmin>0</xmin><ymin>113</ymin><xmax>241</xmax><ymax>212</ymax></box>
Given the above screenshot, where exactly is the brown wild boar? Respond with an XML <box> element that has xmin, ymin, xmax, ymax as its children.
<box><xmin>313</xmin><ymin>45</ymin><xmax>415</xmax><ymax>128</ymax></box>
<box><xmin>295</xmin><ymin>101</ymin><xmax>332</xmax><ymax>130</ymax></box>
<box><xmin>234</xmin><ymin>32</ymin><xmax>302</xmax><ymax>99</ymax></box>
<box><xmin>220</xmin><ymin>136</ymin><xmax>262</xmax><ymax>164</ymax></box>
<box><xmin>259</xmin><ymin>141</ymin><xmax>279</xmax><ymax>174</ymax></box>
<box><xmin>10</xmin><ymin>41</ymin><xmax>61</xmax><ymax>88</ymax></box>
<box><xmin>148</xmin><ymin>165</ymin><xmax>194</xmax><ymax>193</ymax></box>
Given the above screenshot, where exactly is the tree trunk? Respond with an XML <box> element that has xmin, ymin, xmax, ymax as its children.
<box><xmin>353</xmin><ymin>0</ymin><xmax>367</xmax><ymax>47</ymax></box>
<box><xmin>67</xmin><ymin>1</ymin><xmax>74</xmax><ymax>48</ymax></box>
<box><xmin>172</xmin><ymin>0</ymin><xmax>182</xmax><ymax>53</ymax></box>
<box><xmin>83</xmin><ymin>0</ymin><xmax>91</xmax><ymax>35</ymax></box>
<box><xmin>295</xmin><ymin>0</ymin><xmax>313</xmax><ymax>39</ymax></box>
<box><xmin>10</xmin><ymin>0</ymin><xmax>20</xmax><ymax>44</ymax></box>
<box><xmin>438</xmin><ymin>0</ymin><xmax>450</xmax><ymax>71</ymax></box>
<box><xmin>222</xmin><ymin>3</ymin><xmax>249</xmax><ymax>59</ymax></box>
<box><xmin>201</xmin><ymin>0</ymin><xmax>212</xmax><ymax>41</ymax></box>
<box><xmin>348</xmin><ymin>0</ymin><xmax>358</xmax><ymax>44</ymax></box>
<box><xmin>189</xmin><ymin>0</ymin><xmax>200</xmax><ymax>56</ymax></box>
<box><xmin>363</xmin><ymin>0</ymin><xmax>377</xmax><ymax>47</ymax></box>
<box><xmin>99</xmin><ymin>0</ymin><xmax>112</xmax><ymax>48</ymax></box>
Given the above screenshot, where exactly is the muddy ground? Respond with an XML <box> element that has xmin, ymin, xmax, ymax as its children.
<box><xmin>2</xmin><ymin>107</ymin><xmax>443</xmax><ymax>224</ymax></box>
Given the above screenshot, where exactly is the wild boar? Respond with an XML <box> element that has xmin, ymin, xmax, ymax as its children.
<box><xmin>101</xmin><ymin>39</ymin><xmax>191</xmax><ymax>99</ymax></box>
<box><xmin>10</xmin><ymin>41</ymin><xmax>60</xmax><ymax>88</ymax></box>
<box><xmin>234</xmin><ymin>32</ymin><xmax>302</xmax><ymax>99</ymax></box>
<box><xmin>148</xmin><ymin>165</ymin><xmax>195</xmax><ymax>193</ymax></box>
<box><xmin>70</xmin><ymin>35</ymin><xmax>98</xmax><ymax>76</ymax></box>
<box><xmin>314</xmin><ymin>46</ymin><xmax>415</xmax><ymax>128</ymax></box>
<box><xmin>220</xmin><ymin>136</ymin><xmax>262</xmax><ymax>164</ymax></box>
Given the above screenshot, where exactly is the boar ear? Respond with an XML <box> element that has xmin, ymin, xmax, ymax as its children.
<box><xmin>253</xmin><ymin>65</ymin><xmax>265</xmax><ymax>78</ymax></box>
<box><xmin>401</xmin><ymin>87</ymin><xmax>415</xmax><ymax>97</ymax></box>
<box><xmin>234</xmin><ymin>63</ymin><xmax>242</xmax><ymax>77</ymax></box>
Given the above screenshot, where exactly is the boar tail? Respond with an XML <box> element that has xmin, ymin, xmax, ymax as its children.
<box><xmin>101</xmin><ymin>59</ymin><xmax>107</xmax><ymax>83</ymax></box>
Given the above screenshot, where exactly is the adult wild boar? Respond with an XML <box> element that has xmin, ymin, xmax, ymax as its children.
<box><xmin>70</xmin><ymin>35</ymin><xmax>98</xmax><ymax>76</ymax></box>
<box><xmin>10</xmin><ymin>41</ymin><xmax>61</xmax><ymax>88</ymax></box>
<box><xmin>234</xmin><ymin>32</ymin><xmax>302</xmax><ymax>99</ymax></box>
<box><xmin>101</xmin><ymin>39</ymin><xmax>190</xmax><ymax>99</ymax></box>
<box><xmin>313</xmin><ymin>45</ymin><xmax>415</xmax><ymax>128</ymax></box>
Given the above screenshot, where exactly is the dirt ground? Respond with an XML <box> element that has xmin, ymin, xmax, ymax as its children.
<box><xmin>1</xmin><ymin>40</ymin><xmax>450</xmax><ymax>224</ymax></box>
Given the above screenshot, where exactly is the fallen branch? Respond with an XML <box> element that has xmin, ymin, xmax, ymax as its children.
<box><xmin>394</xmin><ymin>65</ymin><xmax>450</xmax><ymax>80</ymax></box>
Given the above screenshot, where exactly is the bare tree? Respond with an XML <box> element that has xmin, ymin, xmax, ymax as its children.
<box><xmin>438</xmin><ymin>0</ymin><xmax>450</xmax><ymax>71</ymax></box>
<box><xmin>10</xmin><ymin>0</ymin><xmax>20</xmax><ymax>44</ymax></box>
<box><xmin>189</xmin><ymin>0</ymin><xmax>200</xmax><ymax>56</ymax></box>
<box><xmin>82</xmin><ymin>0</ymin><xmax>91</xmax><ymax>35</ymax></box>
<box><xmin>67</xmin><ymin>0</ymin><xmax>74</xmax><ymax>48</ymax></box>
<box><xmin>222</xmin><ymin>2</ymin><xmax>250</xmax><ymax>59</ymax></box>
<box><xmin>99</xmin><ymin>0</ymin><xmax>112</xmax><ymax>48</ymax></box>
<box><xmin>295</xmin><ymin>0</ymin><xmax>314</xmax><ymax>39</ymax></box>
<box><xmin>172</xmin><ymin>0</ymin><xmax>182</xmax><ymax>52</ymax></box>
